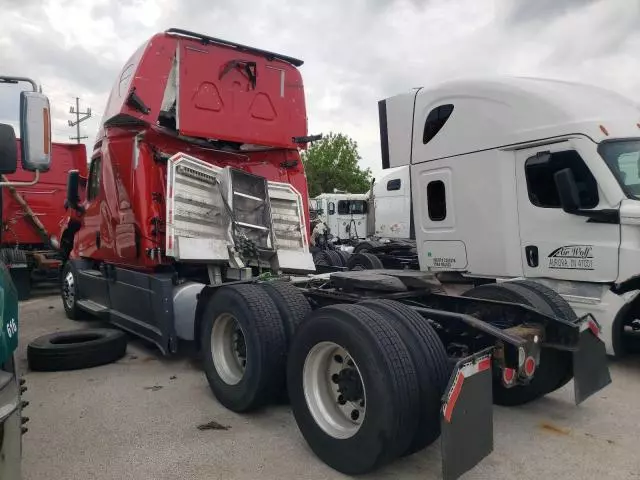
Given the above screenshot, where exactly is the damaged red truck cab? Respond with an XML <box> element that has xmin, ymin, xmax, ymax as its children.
<box><xmin>63</xmin><ymin>29</ymin><xmax>311</xmax><ymax>269</ymax></box>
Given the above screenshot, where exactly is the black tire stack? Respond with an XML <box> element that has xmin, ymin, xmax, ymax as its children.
<box><xmin>201</xmin><ymin>282</ymin><xmax>450</xmax><ymax>474</ymax></box>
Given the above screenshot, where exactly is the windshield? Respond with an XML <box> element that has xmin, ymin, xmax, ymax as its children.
<box><xmin>599</xmin><ymin>140</ymin><xmax>640</xmax><ymax>199</ymax></box>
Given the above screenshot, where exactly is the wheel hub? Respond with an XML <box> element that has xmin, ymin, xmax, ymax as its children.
<box><xmin>334</xmin><ymin>368</ymin><xmax>364</xmax><ymax>402</ymax></box>
<box><xmin>211</xmin><ymin>313</ymin><xmax>247</xmax><ymax>385</ymax></box>
<box><xmin>303</xmin><ymin>342</ymin><xmax>367</xmax><ymax>439</ymax></box>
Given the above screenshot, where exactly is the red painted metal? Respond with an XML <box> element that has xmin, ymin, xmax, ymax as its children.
<box><xmin>66</xmin><ymin>30</ymin><xmax>310</xmax><ymax>271</ymax></box>
<box><xmin>3</xmin><ymin>141</ymin><xmax>87</xmax><ymax>246</ymax></box>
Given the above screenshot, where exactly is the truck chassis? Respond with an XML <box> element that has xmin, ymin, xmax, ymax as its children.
<box><xmin>62</xmin><ymin>261</ymin><xmax>610</xmax><ymax>479</ymax></box>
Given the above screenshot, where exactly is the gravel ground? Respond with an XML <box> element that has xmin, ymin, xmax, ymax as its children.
<box><xmin>15</xmin><ymin>293</ymin><xmax>640</xmax><ymax>480</ymax></box>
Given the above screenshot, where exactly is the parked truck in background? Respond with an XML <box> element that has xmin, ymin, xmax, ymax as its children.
<box><xmin>3</xmin><ymin>140</ymin><xmax>87</xmax><ymax>300</ymax></box>
<box><xmin>377</xmin><ymin>76</ymin><xmax>640</xmax><ymax>359</ymax></box>
<box><xmin>58</xmin><ymin>29</ymin><xmax>611</xmax><ymax>479</ymax></box>
<box><xmin>1</xmin><ymin>76</ymin><xmax>88</xmax><ymax>300</ymax></box>
<box><xmin>0</xmin><ymin>76</ymin><xmax>53</xmax><ymax>480</ymax></box>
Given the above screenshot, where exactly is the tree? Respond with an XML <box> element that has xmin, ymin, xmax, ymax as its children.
<box><xmin>301</xmin><ymin>132</ymin><xmax>372</xmax><ymax>197</ymax></box>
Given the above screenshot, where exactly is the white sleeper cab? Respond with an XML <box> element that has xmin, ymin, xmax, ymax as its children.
<box><xmin>378</xmin><ymin>76</ymin><xmax>640</xmax><ymax>357</ymax></box>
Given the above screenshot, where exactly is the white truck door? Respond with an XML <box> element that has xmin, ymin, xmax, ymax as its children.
<box><xmin>374</xmin><ymin>167</ymin><xmax>411</xmax><ymax>239</ymax></box>
<box><xmin>515</xmin><ymin>143</ymin><xmax>620</xmax><ymax>282</ymax></box>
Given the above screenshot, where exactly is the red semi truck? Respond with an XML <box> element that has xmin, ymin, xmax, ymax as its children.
<box><xmin>2</xmin><ymin>141</ymin><xmax>87</xmax><ymax>299</ymax></box>
<box><xmin>58</xmin><ymin>29</ymin><xmax>610</xmax><ymax>479</ymax></box>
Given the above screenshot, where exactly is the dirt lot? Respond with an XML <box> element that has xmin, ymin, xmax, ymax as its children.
<box><xmin>15</xmin><ymin>293</ymin><xmax>640</xmax><ymax>480</ymax></box>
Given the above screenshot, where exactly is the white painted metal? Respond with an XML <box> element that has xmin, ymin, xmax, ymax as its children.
<box><xmin>165</xmin><ymin>152</ymin><xmax>314</xmax><ymax>273</ymax></box>
<box><xmin>381</xmin><ymin>75</ymin><xmax>640</xmax><ymax>356</ymax></box>
<box><xmin>372</xmin><ymin>166</ymin><xmax>411</xmax><ymax>239</ymax></box>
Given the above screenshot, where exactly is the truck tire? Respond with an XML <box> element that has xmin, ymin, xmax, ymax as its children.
<box><xmin>358</xmin><ymin>299</ymin><xmax>448</xmax><ymax>454</ymax></box>
<box><xmin>353</xmin><ymin>241</ymin><xmax>381</xmax><ymax>254</ymax></box>
<box><xmin>336</xmin><ymin>250</ymin><xmax>351</xmax><ymax>266</ymax></box>
<box><xmin>61</xmin><ymin>262</ymin><xmax>83</xmax><ymax>320</ymax></box>
<box><xmin>509</xmin><ymin>280</ymin><xmax>576</xmax><ymax>391</ymax></box>
<box><xmin>347</xmin><ymin>253</ymin><xmax>383</xmax><ymax>271</ymax></box>
<box><xmin>326</xmin><ymin>250</ymin><xmax>345</xmax><ymax>267</ymax></box>
<box><xmin>287</xmin><ymin>304</ymin><xmax>419</xmax><ymax>474</ymax></box>
<box><xmin>313</xmin><ymin>251</ymin><xmax>332</xmax><ymax>267</ymax></box>
<box><xmin>461</xmin><ymin>284</ymin><xmax>572</xmax><ymax>406</ymax></box>
<box><xmin>261</xmin><ymin>281</ymin><xmax>311</xmax><ymax>344</ymax></box>
<box><xmin>27</xmin><ymin>328</ymin><xmax>127</xmax><ymax>371</ymax></box>
<box><xmin>201</xmin><ymin>284</ymin><xmax>287</xmax><ymax>412</ymax></box>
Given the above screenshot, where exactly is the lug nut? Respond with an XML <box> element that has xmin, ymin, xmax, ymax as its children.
<box><xmin>331</xmin><ymin>374</ymin><xmax>339</xmax><ymax>384</ymax></box>
<box><xmin>337</xmin><ymin>395</ymin><xmax>346</xmax><ymax>405</ymax></box>
<box><xmin>333</xmin><ymin>354</ymin><xmax>343</xmax><ymax>364</ymax></box>
<box><xmin>351</xmin><ymin>410</ymin><xmax>360</xmax><ymax>421</ymax></box>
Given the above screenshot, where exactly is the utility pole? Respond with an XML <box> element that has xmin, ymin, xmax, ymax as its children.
<box><xmin>68</xmin><ymin>97</ymin><xmax>92</xmax><ymax>144</ymax></box>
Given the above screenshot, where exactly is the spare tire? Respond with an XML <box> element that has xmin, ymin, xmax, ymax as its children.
<box><xmin>347</xmin><ymin>253</ymin><xmax>384</xmax><ymax>271</ymax></box>
<box><xmin>27</xmin><ymin>328</ymin><xmax>127</xmax><ymax>371</ymax></box>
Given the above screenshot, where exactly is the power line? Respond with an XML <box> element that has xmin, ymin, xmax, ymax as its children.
<box><xmin>68</xmin><ymin>97</ymin><xmax>92</xmax><ymax>144</ymax></box>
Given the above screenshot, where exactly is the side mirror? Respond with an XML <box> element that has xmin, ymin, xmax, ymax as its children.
<box><xmin>0</xmin><ymin>123</ymin><xmax>18</xmax><ymax>174</ymax></box>
<box><xmin>20</xmin><ymin>91</ymin><xmax>52</xmax><ymax>172</ymax></box>
<box><xmin>554</xmin><ymin>168</ymin><xmax>581</xmax><ymax>213</ymax></box>
<box><xmin>66</xmin><ymin>170</ymin><xmax>82</xmax><ymax>212</ymax></box>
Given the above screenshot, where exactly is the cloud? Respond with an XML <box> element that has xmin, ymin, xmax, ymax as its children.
<box><xmin>0</xmin><ymin>0</ymin><xmax>639</xmax><ymax>174</ymax></box>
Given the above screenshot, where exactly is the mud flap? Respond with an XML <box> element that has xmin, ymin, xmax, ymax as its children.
<box><xmin>441</xmin><ymin>347</ymin><xmax>494</xmax><ymax>480</ymax></box>
<box><xmin>573</xmin><ymin>316</ymin><xmax>611</xmax><ymax>405</ymax></box>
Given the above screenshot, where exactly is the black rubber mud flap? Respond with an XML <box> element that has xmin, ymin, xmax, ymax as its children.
<box><xmin>441</xmin><ymin>348</ymin><xmax>494</xmax><ymax>480</ymax></box>
<box><xmin>573</xmin><ymin>315</ymin><xmax>612</xmax><ymax>405</ymax></box>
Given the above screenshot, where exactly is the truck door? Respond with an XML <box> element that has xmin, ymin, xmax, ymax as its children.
<box><xmin>515</xmin><ymin>142</ymin><xmax>620</xmax><ymax>282</ymax></box>
<box><xmin>76</xmin><ymin>155</ymin><xmax>103</xmax><ymax>258</ymax></box>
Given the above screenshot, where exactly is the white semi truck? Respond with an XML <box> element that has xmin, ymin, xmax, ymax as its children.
<box><xmin>378</xmin><ymin>76</ymin><xmax>640</xmax><ymax>358</ymax></box>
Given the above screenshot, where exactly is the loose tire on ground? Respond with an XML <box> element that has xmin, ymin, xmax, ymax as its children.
<box><xmin>358</xmin><ymin>299</ymin><xmax>448</xmax><ymax>454</ymax></box>
<box><xmin>261</xmin><ymin>281</ymin><xmax>311</xmax><ymax>344</ymax></box>
<box><xmin>287</xmin><ymin>303</ymin><xmax>420</xmax><ymax>475</ymax></box>
<box><xmin>201</xmin><ymin>284</ymin><xmax>287</xmax><ymax>412</ymax></box>
<box><xmin>461</xmin><ymin>283</ymin><xmax>573</xmax><ymax>406</ymax></box>
<box><xmin>347</xmin><ymin>252</ymin><xmax>384</xmax><ymax>271</ymax></box>
<box><xmin>27</xmin><ymin>328</ymin><xmax>127</xmax><ymax>371</ymax></box>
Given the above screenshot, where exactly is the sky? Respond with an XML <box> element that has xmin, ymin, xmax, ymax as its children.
<box><xmin>1</xmin><ymin>0</ymin><xmax>639</xmax><ymax>178</ymax></box>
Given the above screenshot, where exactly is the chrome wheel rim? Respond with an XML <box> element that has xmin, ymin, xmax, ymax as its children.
<box><xmin>303</xmin><ymin>341</ymin><xmax>366</xmax><ymax>439</ymax></box>
<box><xmin>211</xmin><ymin>313</ymin><xmax>246</xmax><ymax>385</ymax></box>
<box><xmin>62</xmin><ymin>271</ymin><xmax>75</xmax><ymax>309</ymax></box>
